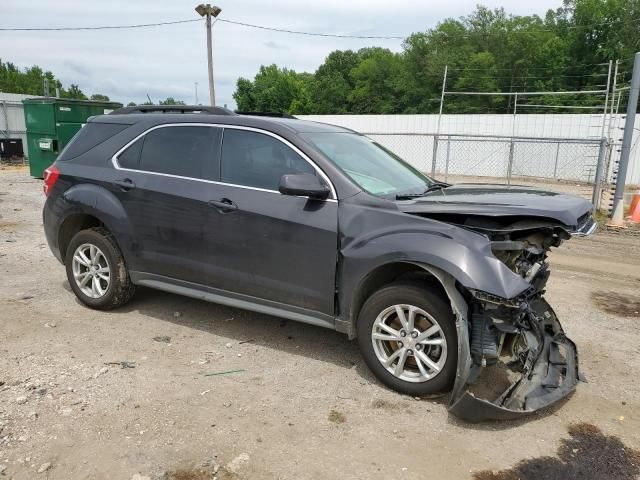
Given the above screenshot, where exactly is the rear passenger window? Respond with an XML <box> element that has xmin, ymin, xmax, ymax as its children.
<box><xmin>124</xmin><ymin>126</ymin><xmax>221</xmax><ymax>180</ymax></box>
<box><xmin>221</xmin><ymin>129</ymin><xmax>315</xmax><ymax>190</ymax></box>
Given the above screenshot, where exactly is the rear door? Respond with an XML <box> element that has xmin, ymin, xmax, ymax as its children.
<box><xmin>110</xmin><ymin>124</ymin><xmax>251</xmax><ymax>290</ymax></box>
<box><xmin>214</xmin><ymin>127</ymin><xmax>339</xmax><ymax>315</ymax></box>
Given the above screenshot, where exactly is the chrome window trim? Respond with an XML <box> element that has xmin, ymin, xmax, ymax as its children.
<box><xmin>110</xmin><ymin>122</ymin><xmax>338</xmax><ymax>201</ymax></box>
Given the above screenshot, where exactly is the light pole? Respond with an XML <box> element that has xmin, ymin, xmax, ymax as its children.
<box><xmin>195</xmin><ymin>4</ymin><xmax>222</xmax><ymax>107</ymax></box>
<box><xmin>194</xmin><ymin>82</ymin><xmax>199</xmax><ymax>105</ymax></box>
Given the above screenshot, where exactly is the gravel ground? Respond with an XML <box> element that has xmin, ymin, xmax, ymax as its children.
<box><xmin>1</xmin><ymin>166</ymin><xmax>639</xmax><ymax>480</ymax></box>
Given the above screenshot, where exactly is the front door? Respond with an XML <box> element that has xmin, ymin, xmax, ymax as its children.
<box><xmin>214</xmin><ymin>127</ymin><xmax>339</xmax><ymax>315</ymax></box>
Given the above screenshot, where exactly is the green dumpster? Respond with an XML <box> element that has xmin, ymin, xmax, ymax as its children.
<box><xmin>22</xmin><ymin>97</ymin><xmax>122</xmax><ymax>178</ymax></box>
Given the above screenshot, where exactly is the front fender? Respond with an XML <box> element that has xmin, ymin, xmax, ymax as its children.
<box><xmin>337</xmin><ymin>197</ymin><xmax>530</xmax><ymax>323</ymax></box>
<box><xmin>341</xmin><ymin>231</ymin><xmax>529</xmax><ymax>298</ymax></box>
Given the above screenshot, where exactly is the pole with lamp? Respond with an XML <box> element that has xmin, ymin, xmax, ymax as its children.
<box><xmin>195</xmin><ymin>4</ymin><xmax>222</xmax><ymax>107</ymax></box>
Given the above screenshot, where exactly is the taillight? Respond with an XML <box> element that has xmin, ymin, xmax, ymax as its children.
<box><xmin>43</xmin><ymin>165</ymin><xmax>60</xmax><ymax>196</ymax></box>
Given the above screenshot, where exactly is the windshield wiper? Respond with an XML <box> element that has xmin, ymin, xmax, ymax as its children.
<box><xmin>395</xmin><ymin>182</ymin><xmax>450</xmax><ymax>200</ymax></box>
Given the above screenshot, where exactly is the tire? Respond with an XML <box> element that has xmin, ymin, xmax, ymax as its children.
<box><xmin>357</xmin><ymin>282</ymin><xmax>457</xmax><ymax>396</ymax></box>
<box><xmin>65</xmin><ymin>227</ymin><xmax>135</xmax><ymax>310</ymax></box>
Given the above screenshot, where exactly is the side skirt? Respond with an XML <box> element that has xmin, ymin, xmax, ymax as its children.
<box><xmin>129</xmin><ymin>271</ymin><xmax>337</xmax><ymax>331</ymax></box>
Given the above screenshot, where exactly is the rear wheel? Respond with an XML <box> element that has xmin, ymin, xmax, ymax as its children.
<box><xmin>65</xmin><ymin>227</ymin><xmax>135</xmax><ymax>310</ymax></box>
<box><xmin>357</xmin><ymin>283</ymin><xmax>457</xmax><ymax>395</ymax></box>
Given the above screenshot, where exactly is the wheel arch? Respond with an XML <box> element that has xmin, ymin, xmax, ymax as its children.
<box><xmin>346</xmin><ymin>260</ymin><xmax>474</xmax><ymax>408</ymax></box>
<box><xmin>56</xmin><ymin>183</ymin><xmax>137</xmax><ymax>265</ymax></box>
<box><xmin>345</xmin><ymin>261</ymin><xmax>449</xmax><ymax>339</ymax></box>
<box><xmin>58</xmin><ymin>213</ymin><xmax>105</xmax><ymax>262</ymax></box>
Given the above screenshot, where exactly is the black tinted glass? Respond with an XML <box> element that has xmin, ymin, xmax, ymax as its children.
<box><xmin>221</xmin><ymin>129</ymin><xmax>314</xmax><ymax>190</ymax></box>
<box><xmin>59</xmin><ymin>123</ymin><xmax>128</xmax><ymax>161</ymax></box>
<box><xmin>138</xmin><ymin>126</ymin><xmax>221</xmax><ymax>180</ymax></box>
<box><xmin>117</xmin><ymin>138</ymin><xmax>143</xmax><ymax>169</ymax></box>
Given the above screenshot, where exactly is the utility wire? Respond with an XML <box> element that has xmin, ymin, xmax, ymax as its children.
<box><xmin>0</xmin><ymin>16</ymin><xmax>402</xmax><ymax>38</ymax></box>
<box><xmin>0</xmin><ymin>18</ymin><xmax>202</xmax><ymax>31</ymax></box>
<box><xmin>1</xmin><ymin>14</ymin><xmax>638</xmax><ymax>40</ymax></box>
<box><xmin>216</xmin><ymin>18</ymin><xmax>403</xmax><ymax>39</ymax></box>
<box><xmin>447</xmin><ymin>62</ymin><xmax>611</xmax><ymax>72</ymax></box>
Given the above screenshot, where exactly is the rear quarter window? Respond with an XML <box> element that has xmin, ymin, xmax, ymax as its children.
<box><xmin>116</xmin><ymin>138</ymin><xmax>143</xmax><ymax>169</ymax></box>
<box><xmin>58</xmin><ymin>123</ymin><xmax>129</xmax><ymax>161</ymax></box>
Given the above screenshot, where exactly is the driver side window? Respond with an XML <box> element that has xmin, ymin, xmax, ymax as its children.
<box><xmin>220</xmin><ymin>129</ymin><xmax>315</xmax><ymax>191</ymax></box>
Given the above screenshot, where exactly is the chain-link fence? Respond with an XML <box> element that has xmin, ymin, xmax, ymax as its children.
<box><xmin>365</xmin><ymin>132</ymin><xmax>606</xmax><ymax>201</ymax></box>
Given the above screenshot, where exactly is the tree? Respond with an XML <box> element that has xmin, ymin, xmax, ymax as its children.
<box><xmin>233</xmin><ymin>65</ymin><xmax>310</xmax><ymax>113</ymax></box>
<box><xmin>90</xmin><ymin>93</ymin><xmax>110</xmax><ymax>101</ymax></box>
<box><xmin>349</xmin><ymin>49</ymin><xmax>406</xmax><ymax>113</ymax></box>
<box><xmin>126</xmin><ymin>102</ymin><xmax>136</xmax><ymax>107</ymax></box>
<box><xmin>289</xmin><ymin>72</ymin><xmax>314</xmax><ymax>114</ymax></box>
<box><xmin>159</xmin><ymin>97</ymin><xmax>186</xmax><ymax>105</ymax></box>
<box><xmin>450</xmin><ymin>52</ymin><xmax>501</xmax><ymax>112</ymax></box>
<box><xmin>224</xmin><ymin>1</ymin><xmax>638</xmax><ymax>114</ymax></box>
<box><xmin>61</xmin><ymin>84</ymin><xmax>87</xmax><ymax>99</ymax></box>
<box><xmin>308</xmin><ymin>50</ymin><xmax>361</xmax><ymax>113</ymax></box>
<box><xmin>0</xmin><ymin>60</ymin><xmax>59</xmax><ymax>96</ymax></box>
<box><xmin>234</xmin><ymin>77</ymin><xmax>257</xmax><ymax>111</ymax></box>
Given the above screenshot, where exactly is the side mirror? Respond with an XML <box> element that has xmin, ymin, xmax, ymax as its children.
<box><xmin>278</xmin><ymin>173</ymin><xmax>331</xmax><ymax>200</ymax></box>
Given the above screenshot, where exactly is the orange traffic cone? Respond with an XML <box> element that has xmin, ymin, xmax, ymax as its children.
<box><xmin>629</xmin><ymin>193</ymin><xmax>640</xmax><ymax>223</ymax></box>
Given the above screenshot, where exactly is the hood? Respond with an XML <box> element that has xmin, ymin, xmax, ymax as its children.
<box><xmin>397</xmin><ymin>184</ymin><xmax>592</xmax><ymax>230</ymax></box>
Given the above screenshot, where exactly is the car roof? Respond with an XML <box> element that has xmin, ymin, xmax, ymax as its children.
<box><xmin>89</xmin><ymin>112</ymin><xmax>358</xmax><ymax>135</ymax></box>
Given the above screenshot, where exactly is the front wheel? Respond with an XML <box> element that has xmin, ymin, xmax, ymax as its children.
<box><xmin>357</xmin><ymin>283</ymin><xmax>458</xmax><ymax>395</ymax></box>
<box><xmin>65</xmin><ymin>227</ymin><xmax>135</xmax><ymax>310</ymax></box>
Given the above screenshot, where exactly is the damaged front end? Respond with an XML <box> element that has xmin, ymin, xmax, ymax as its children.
<box><xmin>445</xmin><ymin>221</ymin><xmax>584</xmax><ymax>422</ymax></box>
<box><xmin>449</xmin><ymin>292</ymin><xmax>579</xmax><ymax>422</ymax></box>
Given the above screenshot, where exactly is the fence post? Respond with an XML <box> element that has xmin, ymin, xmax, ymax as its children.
<box><xmin>431</xmin><ymin>136</ymin><xmax>439</xmax><ymax>176</ymax></box>
<box><xmin>592</xmin><ymin>137</ymin><xmax>608</xmax><ymax>210</ymax></box>
<box><xmin>506</xmin><ymin>93</ymin><xmax>518</xmax><ymax>184</ymax></box>
<box><xmin>609</xmin><ymin>52</ymin><xmax>640</xmax><ymax>225</ymax></box>
<box><xmin>553</xmin><ymin>142</ymin><xmax>561</xmax><ymax>178</ymax></box>
<box><xmin>600</xmin><ymin>60</ymin><xmax>613</xmax><ymax>138</ymax></box>
<box><xmin>431</xmin><ymin>65</ymin><xmax>448</xmax><ymax>176</ymax></box>
<box><xmin>444</xmin><ymin>135</ymin><xmax>451</xmax><ymax>182</ymax></box>
<box><xmin>607</xmin><ymin>60</ymin><xmax>619</xmax><ymax>141</ymax></box>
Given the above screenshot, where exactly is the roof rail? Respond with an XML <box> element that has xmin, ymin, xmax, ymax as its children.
<box><xmin>109</xmin><ymin>105</ymin><xmax>236</xmax><ymax>115</ymax></box>
<box><xmin>235</xmin><ymin>111</ymin><xmax>296</xmax><ymax>119</ymax></box>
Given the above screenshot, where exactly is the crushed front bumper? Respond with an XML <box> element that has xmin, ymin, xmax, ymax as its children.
<box><xmin>448</xmin><ymin>297</ymin><xmax>580</xmax><ymax>422</ymax></box>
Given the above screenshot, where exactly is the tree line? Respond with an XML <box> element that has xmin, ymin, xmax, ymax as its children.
<box><xmin>0</xmin><ymin>60</ymin><xmax>112</xmax><ymax>101</ymax></box>
<box><xmin>234</xmin><ymin>0</ymin><xmax>640</xmax><ymax>114</ymax></box>
<box><xmin>2</xmin><ymin>1</ymin><xmax>637</xmax><ymax>112</ymax></box>
<box><xmin>0</xmin><ymin>60</ymin><xmax>184</xmax><ymax>106</ymax></box>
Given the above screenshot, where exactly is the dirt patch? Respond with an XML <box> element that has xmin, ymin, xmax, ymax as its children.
<box><xmin>371</xmin><ymin>398</ymin><xmax>400</xmax><ymax>410</ymax></box>
<box><xmin>163</xmin><ymin>468</ymin><xmax>212</xmax><ymax>480</ymax></box>
<box><xmin>591</xmin><ymin>291</ymin><xmax>640</xmax><ymax>317</ymax></box>
<box><xmin>473</xmin><ymin>423</ymin><xmax>640</xmax><ymax>480</ymax></box>
<box><xmin>0</xmin><ymin>220</ymin><xmax>18</xmax><ymax>232</ymax></box>
<box><xmin>162</xmin><ymin>465</ymin><xmax>238</xmax><ymax>480</ymax></box>
<box><xmin>466</xmin><ymin>362</ymin><xmax>514</xmax><ymax>401</ymax></box>
<box><xmin>328</xmin><ymin>410</ymin><xmax>346</xmax><ymax>423</ymax></box>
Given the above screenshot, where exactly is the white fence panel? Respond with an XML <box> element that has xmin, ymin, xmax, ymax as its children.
<box><xmin>299</xmin><ymin>114</ymin><xmax>640</xmax><ymax>185</ymax></box>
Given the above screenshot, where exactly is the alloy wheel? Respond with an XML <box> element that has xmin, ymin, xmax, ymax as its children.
<box><xmin>371</xmin><ymin>304</ymin><xmax>448</xmax><ymax>383</ymax></box>
<box><xmin>71</xmin><ymin>243</ymin><xmax>111</xmax><ymax>299</ymax></box>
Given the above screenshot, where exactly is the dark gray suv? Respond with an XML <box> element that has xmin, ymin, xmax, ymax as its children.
<box><xmin>42</xmin><ymin>106</ymin><xmax>596</xmax><ymax>421</ymax></box>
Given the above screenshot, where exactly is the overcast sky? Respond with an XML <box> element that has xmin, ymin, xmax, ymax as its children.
<box><xmin>2</xmin><ymin>0</ymin><xmax>563</xmax><ymax>108</ymax></box>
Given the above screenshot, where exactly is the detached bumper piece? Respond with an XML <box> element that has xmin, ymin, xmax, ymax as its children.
<box><xmin>449</xmin><ymin>297</ymin><xmax>579</xmax><ymax>422</ymax></box>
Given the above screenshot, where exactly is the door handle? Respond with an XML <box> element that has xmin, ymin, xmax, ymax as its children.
<box><xmin>113</xmin><ymin>178</ymin><xmax>136</xmax><ymax>190</ymax></box>
<box><xmin>208</xmin><ymin>198</ymin><xmax>238</xmax><ymax>213</ymax></box>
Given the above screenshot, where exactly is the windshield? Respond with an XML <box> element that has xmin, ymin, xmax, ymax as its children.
<box><xmin>301</xmin><ymin>132</ymin><xmax>435</xmax><ymax>198</ymax></box>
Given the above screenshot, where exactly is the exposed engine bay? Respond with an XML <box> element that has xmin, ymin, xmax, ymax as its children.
<box><xmin>412</xmin><ymin>213</ymin><xmax>587</xmax><ymax>421</ymax></box>
<box><xmin>470</xmin><ymin>216</ymin><xmax>572</xmax><ymax>288</ymax></box>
